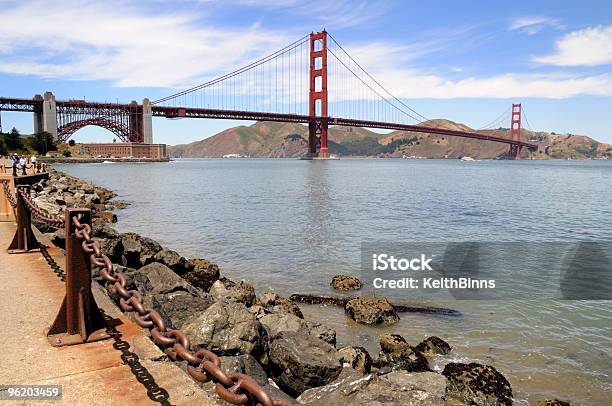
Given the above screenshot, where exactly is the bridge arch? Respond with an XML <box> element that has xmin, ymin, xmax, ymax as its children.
<box><xmin>57</xmin><ymin>118</ymin><xmax>131</xmax><ymax>143</ymax></box>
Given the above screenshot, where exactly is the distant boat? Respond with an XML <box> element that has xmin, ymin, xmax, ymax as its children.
<box><xmin>460</xmin><ymin>156</ymin><xmax>476</xmax><ymax>161</ymax></box>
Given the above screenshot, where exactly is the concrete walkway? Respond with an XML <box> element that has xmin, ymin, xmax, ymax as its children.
<box><xmin>0</xmin><ymin>222</ymin><xmax>219</xmax><ymax>405</ymax></box>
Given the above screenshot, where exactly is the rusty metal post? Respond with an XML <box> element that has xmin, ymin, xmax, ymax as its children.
<box><xmin>8</xmin><ymin>185</ymin><xmax>41</xmax><ymax>253</ymax></box>
<box><xmin>47</xmin><ymin>208</ymin><xmax>110</xmax><ymax>346</ymax></box>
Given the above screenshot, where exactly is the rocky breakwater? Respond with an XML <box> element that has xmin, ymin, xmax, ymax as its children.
<box><xmin>32</xmin><ymin>170</ymin><xmax>538</xmax><ymax>405</ymax></box>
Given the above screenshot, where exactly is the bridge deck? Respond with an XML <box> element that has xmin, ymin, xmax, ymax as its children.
<box><xmin>0</xmin><ymin>223</ymin><xmax>217</xmax><ymax>405</ymax></box>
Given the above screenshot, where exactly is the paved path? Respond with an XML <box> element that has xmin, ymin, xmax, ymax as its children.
<box><xmin>0</xmin><ymin>222</ymin><xmax>219</xmax><ymax>405</ymax></box>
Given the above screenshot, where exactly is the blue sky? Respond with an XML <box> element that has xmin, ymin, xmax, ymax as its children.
<box><xmin>1</xmin><ymin>0</ymin><xmax>611</xmax><ymax>144</ymax></box>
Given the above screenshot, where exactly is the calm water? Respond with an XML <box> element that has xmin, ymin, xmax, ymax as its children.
<box><xmin>56</xmin><ymin>158</ymin><xmax>612</xmax><ymax>405</ymax></box>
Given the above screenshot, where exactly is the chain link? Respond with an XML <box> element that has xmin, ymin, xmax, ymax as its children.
<box><xmin>17</xmin><ymin>187</ymin><xmax>65</xmax><ymax>228</ymax></box>
<box><xmin>71</xmin><ymin>215</ymin><xmax>300</xmax><ymax>405</ymax></box>
<box><xmin>2</xmin><ymin>180</ymin><xmax>17</xmax><ymax>208</ymax></box>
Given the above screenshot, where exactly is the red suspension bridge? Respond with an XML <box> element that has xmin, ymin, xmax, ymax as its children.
<box><xmin>0</xmin><ymin>30</ymin><xmax>538</xmax><ymax>159</ymax></box>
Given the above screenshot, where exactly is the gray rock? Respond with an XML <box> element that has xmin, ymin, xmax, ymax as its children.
<box><xmin>209</xmin><ymin>280</ymin><xmax>256</xmax><ymax>307</ymax></box>
<box><xmin>537</xmin><ymin>400</ymin><xmax>572</xmax><ymax>406</ymax></box>
<box><xmin>153</xmin><ymin>248</ymin><xmax>188</xmax><ymax>275</ymax></box>
<box><xmin>132</xmin><ymin>262</ymin><xmax>201</xmax><ymax>296</ymax></box>
<box><xmin>183</xmin><ymin>258</ymin><xmax>220</xmax><ymax>292</ymax></box>
<box><xmin>121</xmin><ymin>237</ymin><xmax>143</xmax><ymax>268</ymax></box>
<box><xmin>345</xmin><ymin>296</ymin><xmax>399</xmax><ymax>325</ymax></box>
<box><xmin>92</xmin><ymin>224</ymin><xmax>119</xmax><ymax>239</ymax></box>
<box><xmin>268</xmin><ymin>331</ymin><xmax>342</xmax><ymax>396</ymax></box>
<box><xmin>101</xmin><ymin>237</ymin><xmax>123</xmax><ymax>264</ymax></box>
<box><xmin>148</xmin><ymin>290</ymin><xmax>214</xmax><ymax>329</ymax></box>
<box><xmin>381</xmin><ymin>371</ymin><xmax>448</xmax><ymax>398</ymax></box>
<box><xmin>331</xmin><ymin>275</ymin><xmax>363</xmax><ymax>291</ymax></box>
<box><xmin>297</xmin><ymin>368</ymin><xmax>446</xmax><ymax>406</ymax></box>
<box><xmin>121</xmin><ymin>233</ymin><xmax>162</xmax><ymax>265</ymax></box>
<box><xmin>51</xmin><ymin>228</ymin><xmax>66</xmax><ymax>249</ymax></box>
<box><xmin>415</xmin><ymin>336</ymin><xmax>452</xmax><ymax>355</ymax></box>
<box><xmin>338</xmin><ymin>346</ymin><xmax>372</xmax><ymax>374</ymax></box>
<box><xmin>182</xmin><ymin>301</ymin><xmax>268</xmax><ymax>360</ymax></box>
<box><xmin>442</xmin><ymin>362</ymin><xmax>513</xmax><ymax>406</ymax></box>
<box><xmin>219</xmin><ymin>354</ymin><xmax>268</xmax><ymax>386</ymax></box>
<box><xmin>257</xmin><ymin>292</ymin><xmax>303</xmax><ymax>318</ymax></box>
<box><xmin>258</xmin><ymin>312</ymin><xmax>336</xmax><ymax>345</ymax></box>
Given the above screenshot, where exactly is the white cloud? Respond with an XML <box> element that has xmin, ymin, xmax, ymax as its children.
<box><xmin>510</xmin><ymin>16</ymin><xmax>564</xmax><ymax>35</ymax></box>
<box><xmin>533</xmin><ymin>25</ymin><xmax>612</xmax><ymax>66</ymax></box>
<box><xmin>0</xmin><ymin>1</ymin><xmax>293</xmax><ymax>88</ymax></box>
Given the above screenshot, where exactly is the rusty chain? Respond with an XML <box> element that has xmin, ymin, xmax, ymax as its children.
<box><xmin>17</xmin><ymin>187</ymin><xmax>65</xmax><ymax>228</ymax></box>
<box><xmin>2</xmin><ymin>180</ymin><xmax>17</xmax><ymax>208</ymax></box>
<box><xmin>71</xmin><ymin>215</ymin><xmax>300</xmax><ymax>406</ymax></box>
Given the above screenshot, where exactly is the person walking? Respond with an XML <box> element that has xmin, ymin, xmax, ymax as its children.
<box><xmin>11</xmin><ymin>153</ymin><xmax>19</xmax><ymax>176</ymax></box>
<box><xmin>31</xmin><ymin>155</ymin><xmax>37</xmax><ymax>173</ymax></box>
<box><xmin>19</xmin><ymin>155</ymin><xmax>26</xmax><ymax>176</ymax></box>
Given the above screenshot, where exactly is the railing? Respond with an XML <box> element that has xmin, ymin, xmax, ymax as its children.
<box><xmin>1</xmin><ymin>162</ymin><xmax>48</xmax><ymax>176</ymax></box>
<box><xmin>4</xmin><ymin>182</ymin><xmax>299</xmax><ymax>406</ymax></box>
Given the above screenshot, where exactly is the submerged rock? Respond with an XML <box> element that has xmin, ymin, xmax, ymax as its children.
<box><xmin>182</xmin><ymin>301</ymin><xmax>268</xmax><ymax>360</ymax></box>
<box><xmin>376</xmin><ymin>334</ymin><xmax>430</xmax><ymax>372</ymax></box>
<box><xmin>415</xmin><ymin>336</ymin><xmax>452</xmax><ymax>355</ymax></box>
<box><xmin>537</xmin><ymin>400</ymin><xmax>572</xmax><ymax>406</ymax></box>
<box><xmin>442</xmin><ymin>362</ymin><xmax>513</xmax><ymax>406</ymax></box>
<box><xmin>268</xmin><ymin>331</ymin><xmax>342</xmax><ymax>396</ymax></box>
<box><xmin>331</xmin><ymin>275</ymin><xmax>363</xmax><ymax>291</ymax></box>
<box><xmin>337</xmin><ymin>346</ymin><xmax>373</xmax><ymax>374</ymax></box>
<box><xmin>345</xmin><ymin>296</ymin><xmax>399</xmax><ymax>325</ymax></box>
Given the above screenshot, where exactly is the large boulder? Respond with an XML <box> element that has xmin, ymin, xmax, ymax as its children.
<box><xmin>148</xmin><ymin>290</ymin><xmax>214</xmax><ymax>329</ymax></box>
<box><xmin>331</xmin><ymin>275</ymin><xmax>362</xmax><ymax>291</ymax></box>
<box><xmin>209</xmin><ymin>280</ymin><xmax>256</xmax><ymax>307</ymax></box>
<box><xmin>120</xmin><ymin>233</ymin><xmax>162</xmax><ymax>267</ymax></box>
<box><xmin>259</xmin><ymin>312</ymin><xmax>336</xmax><ymax>345</ymax></box>
<box><xmin>376</xmin><ymin>334</ymin><xmax>429</xmax><ymax>372</ymax></box>
<box><xmin>345</xmin><ymin>296</ymin><xmax>399</xmax><ymax>325</ymax></box>
<box><xmin>100</xmin><ymin>237</ymin><xmax>123</xmax><ymax>264</ymax></box>
<box><xmin>415</xmin><ymin>336</ymin><xmax>452</xmax><ymax>355</ymax></box>
<box><xmin>381</xmin><ymin>371</ymin><xmax>448</xmax><ymax>399</ymax></box>
<box><xmin>51</xmin><ymin>228</ymin><xmax>66</xmax><ymax>249</ymax></box>
<box><xmin>131</xmin><ymin>262</ymin><xmax>201</xmax><ymax>296</ymax></box>
<box><xmin>182</xmin><ymin>301</ymin><xmax>268</xmax><ymax>361</ymax></box>
<box><xmin>337</xmin><ymin>346</ymin><xmax>372</xmax><ymax>374</ymax></box>
<box><xmin>96</xmin><ymin>211</ymin><xmax>117</xmax><ymax>223</ymax></box>
<box><xmin>257</xmin><ymin>292</ymin><xmax>303</xmax><ymax>318</ymax></box>
<box><xmin>268</xmin><ymin>331</ymin><xmax>342</xmax><ymax>397</ymax></box>
<box><xmin>183</xmin><ymin>258</ymin><xmax>220</xmax><ymax>291</ymax></box>
<box><xmin>297</xmin><ymin>368</ymin><xmax>446</xmax><ymax>406</ymax></box>
<box><xmin>219</xmin><ymin>354</ymin><xmax>268</xmax><ymax>386</ymax></box>
<box><xmin>153</xmin><ymin>248</ymin><xmax>188</xmax><ymax>275</ymax></box>
<box><xmin>442</xmin><ymin>362</ymin><xmax>513</xmax><ymax>406</ymax></box>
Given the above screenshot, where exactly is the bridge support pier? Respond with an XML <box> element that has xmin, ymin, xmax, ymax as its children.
<box><xmin>42</xmin><ymin>91</ymin><xmax>58</xmax><ymax>140</ymax></box>
<box><xmin>143</xmin><ymin>98</ymin><xmax>153</xmax><ymax>144</ymax></box>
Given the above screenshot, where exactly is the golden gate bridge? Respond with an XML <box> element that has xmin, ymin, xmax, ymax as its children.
<box><xmin>0</xmin><ymin>30</ymin><xmax>537</xmax><ymax>159</ymax></box>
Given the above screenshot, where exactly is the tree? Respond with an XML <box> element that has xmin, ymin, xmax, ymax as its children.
<box><xmin>30</xmin><ymin>132</ymin><xmax>56</xmax><ymax>155</ymax></box>
<box><xmin>68</xmin><ymin>139</ymin><xmax>76</xmax><ymax>146</ymax></box>
<box><xmin>62</xmin><ymin>150</ymin><xmax>71</xmax><ymax>157</ymax></box>
<box><xmin>5</xmin><ymin>127</ymin><xmax>23</xmax><ymax>151</ymax></box>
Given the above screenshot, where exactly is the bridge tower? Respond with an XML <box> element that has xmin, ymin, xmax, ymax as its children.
<box><xmin>308</xmin><ymin>30</ymin><xmax>329</xmax><ymax>158</ymax></box>
<box><xmin>508</xmin><ymin>103</ymin><xmax>522</xmax><ymax>159</ymax></box>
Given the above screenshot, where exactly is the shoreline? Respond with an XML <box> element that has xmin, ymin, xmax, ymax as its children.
<box><xmin>30</xmin><ymin>165</ymin><xmax>573</xmax><ymax>405</ymax></box>
<box><xmin>40</xmin><ymin>157</ymin><xmax>171</xmax><ymax>163</ymax></box>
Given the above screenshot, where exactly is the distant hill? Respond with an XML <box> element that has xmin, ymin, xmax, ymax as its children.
<box><xmin>168</xmin><ymin>120</ymin><xmax>612</xmax><ymax>160</ymax></box>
